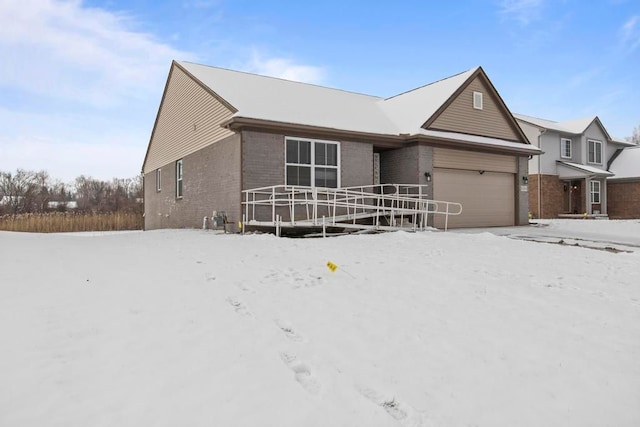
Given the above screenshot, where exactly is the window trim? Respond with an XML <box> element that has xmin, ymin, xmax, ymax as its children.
<box><xmin>176</xmin><ymin>159</ymin><xmax>183</xmax><ymax>199</ymax></box>
<box><xmin>590</xmin><ymin>180</ymin><xmax>600</xmax><ymax>204</ymax></box>
<box><xmin>587</xmin><ymin>139</ymin><xmax>603</xmax><ymax>165</ymax></box>
<box><xmin>156</xmin><ymin>168</ymin><xmax>162</xmax><ymax>192</ymax></box>
<box><xmin>472</xmin><ymin>91</ymin><xmax>483</xmax><ymax>110</ymax></box>
<box><xmin>284</xmin><ymin>137</ymin><xmax>341</xmax><ymax>188</ymax></box>
<box><xmin>560</xmin><ymin>138</ymin><xmax>572</xmax><ymax>159</ymax></box>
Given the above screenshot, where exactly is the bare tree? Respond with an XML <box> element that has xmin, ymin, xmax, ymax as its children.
<box><xmin>0</xmin><ymin>169</ymin><xmax>41</xmax><ymax>214</ymax></box>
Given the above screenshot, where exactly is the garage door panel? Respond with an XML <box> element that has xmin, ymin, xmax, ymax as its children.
<box><xmin>433</xmin><ymin>148</ymin><xmax>517</xmax><ymax>173</ymax></box>
<box><xmin>433</xmin><ymin>168</ymin><xmax>514</xmax><ymax>228</ymax></box>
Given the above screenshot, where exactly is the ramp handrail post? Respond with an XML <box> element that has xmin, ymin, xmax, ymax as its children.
<box><xmin>445</xmin><ymin>202</ymin><xmax>450</xmax><ymax>231</ymax></box>
<box><xmin>271</xmin><ymin>186</ymin><xmax>276</xmax><ymax>224</ymax></box>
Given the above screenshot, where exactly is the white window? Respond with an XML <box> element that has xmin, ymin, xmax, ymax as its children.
<box><xmin>590</xmin><ymin>180</ymin><xmax>600</xmax><ymax>204</ymax></box>
<box><xmin>285</xmin><ymin>137</ymin><xmax>339</xmax><ymax>188</ymax></box>
<box><xmin>560</xmin><ymin>138</ymin><xmax>572</xmax><ymax>159</ymax></box>
<box><xmin>588</xmin><ymin>139</ymin><xmax>602</xmax><ymax>164</ymax></box>
<box><xmin>473</xmin><ymin>91</ymin><xmax>483</xmax><ymax>110</ymax></box>
<box><xmin>176</xmin><ymin>159</ymin><xmax>183</xmax><ymax>198</ymax></box>
<box><xmin>156</xmin><ymin>169</ymin><xmax>162</xmax><ymax>192</ymax></box>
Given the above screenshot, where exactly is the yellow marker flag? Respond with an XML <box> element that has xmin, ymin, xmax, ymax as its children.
<box><xmin>326</xmin><ymin>261</ymin><xmax>338</xmax><ymax>272</ymax></box>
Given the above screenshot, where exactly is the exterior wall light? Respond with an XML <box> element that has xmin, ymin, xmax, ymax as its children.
<box><xmin>424</xmin><ymin>172</ymin><xmax>431</xmax><ymax>182</ymax></box>
<box><xmin>522</xmin><ymin>176</ymin><xmax>529</xmax><ymax>185</ymax></box>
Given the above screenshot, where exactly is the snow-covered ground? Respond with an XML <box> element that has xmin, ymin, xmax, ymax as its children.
<box><xmin>1</xmin><ymin>220</ymin><xmax>639</xmax><ymax>426</ymax></box>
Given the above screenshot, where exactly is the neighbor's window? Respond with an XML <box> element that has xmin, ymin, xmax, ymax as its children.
<box><xmin>285</xmin><ymin>137</ymin><xmax>339</xmax><ymax>188</ymax></box>
<box><xmin>156</xmin><ymin>169</ymin><xmax>162</xmax><ymax>192</ymax></box>
<box><xmin>560</xmin><ymin>138</ymin><xmax>572</xmax><ymax>159</ymax></box>
<box><xmin>473</xmin><ymin>91</ymin><xmax>483</xmax><ymax>110</ymax></box>
<box><xmin>176</xmin><ymin>159</ymin><xmax>183</xmax><ymax>198</ymax></box>
<box><xmin>588</xmin><ymin>139</ymin><xmax>602</xmax><ymax>164</ymax></box>
<box><xmin>590</xmin><ymin>180</ymin><xmax>600</xmax><ymax>204</ymax></box>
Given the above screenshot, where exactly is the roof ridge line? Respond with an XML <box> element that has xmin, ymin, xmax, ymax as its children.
<box><xmin>178</xmin><ymin>60</ymin><xmax>383</xmax><ymax>100</ymax></box>
<box><xmin>382</xmin><ymin>67</ymin><xmax>478</xmax><ymax>101</ymax></box>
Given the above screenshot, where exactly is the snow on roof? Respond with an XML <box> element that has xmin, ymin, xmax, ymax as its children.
<box><xmin>417</xmin><ymin>129</ymin><xmax>541</xmax><ymax>154</ymax></box>
<box><xmin>377</xmin><ymin>68</ymin><xmax>479</xmax><ymax>133</ymax></box>
<box><xmin>514</xmin><ymin>113</ymin><xmax>598</xmax><ymax>135</ymax></box>
<box><xmin>178</xmin><ymin>62</ymin><xmax>523</xmax><ymax>150</ymax></box>
<box><xmin>178</xmin><ymin>61</ymin><xmax>400</xmax><ymax>135</ymax></box>
<box><xmin>557</xmin><ymin>161</ymin><xmax>614</xmax><ymax>176</ymax></box>
<box><xmin>609</xmin><ymin>146</ymin><xmax>640</xmax><ymax>180</ymax></box>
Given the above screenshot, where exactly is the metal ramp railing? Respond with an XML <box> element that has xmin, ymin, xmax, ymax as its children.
<box><xmin>241</xmin><ymin>184</ymin><xmax>462</xmax><ymax>235</ymax></box>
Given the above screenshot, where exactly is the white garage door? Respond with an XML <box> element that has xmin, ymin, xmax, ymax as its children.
<box><xmin>433</xmin><ymin>168</ymin><xmax>515</xmax><ymax>228</ymax></box>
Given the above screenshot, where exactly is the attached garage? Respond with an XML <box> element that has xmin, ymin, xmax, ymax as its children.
<box><xmin>433</xmin><ymin>148</ymin><xmax>517</xmax><ymax>228</ymax></box>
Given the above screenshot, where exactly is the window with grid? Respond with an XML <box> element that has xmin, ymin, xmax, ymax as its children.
<box><xmin>590</xmin><ymin>180</ymin><xmax>600</xmax><ymax>204</ymax></box>
<box><xmin>588</xmin><ymin>140</ymin><xmax>602</xmax><ymax>164</ymax></box>
<box><xmin>560</xmin><ymin>138</ymin><xmax>572</xmax><ymax>159</ymax></box>
<box><xmin>285</xmin><ymin>137</ymin><xmax>339</xmax><ymax>188</ymax></box>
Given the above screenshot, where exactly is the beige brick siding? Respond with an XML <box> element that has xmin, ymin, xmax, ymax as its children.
<box><xmin>608</xmin><ymin>181</ymin><xmax>640</xmax><ymax>219</ymax></box>
<box><xmin>144</xmin><ymin>133</ymin><xmax>241</xmax><ymax>230</ymax></box>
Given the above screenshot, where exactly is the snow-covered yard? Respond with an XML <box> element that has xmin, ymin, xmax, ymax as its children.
<box><xmin>1</xmin><ymin>220</ymin><xmax>639</xmax><ymax>426</ymax></box>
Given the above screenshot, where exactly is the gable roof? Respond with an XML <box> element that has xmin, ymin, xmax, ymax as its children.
<box><xmin>514</xmin><ymin>113</ymin><xmax>602</xmax><ymax>134</ymax></box>
<box><xmin>377</xmin><ymin>68</ymin><xmax>478</xmax><ymax>133</ymax></box>
<box><xmin>513</xmin><ymin>113</ymin><xmax>634</xmax><ymax>147</ymax></box>
<box><xmin>175</xmin><ymin>61</ymin><xmax>537</xmax><ymax>155</ymax></box>
<box><xmin>609</xmin><ymin>146</ymin><xmax>640</xmax><ymax>180</ymax></box>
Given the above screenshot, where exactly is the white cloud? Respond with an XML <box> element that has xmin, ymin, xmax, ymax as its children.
<box><xmin>0</xmin><ymin>0</ymin><xmax>190</xmax><ymax>107</ymax></box>
<box><xmin>243</xmin><ymin>52</ymin><xmax>326</xmax><ymax>84</ymax></box>
<box><xmin>498</xmin><ymin>0</ymin><xmax>544</xmax><ymax>26</ymax></box>
<box><xmin>620</xmin><ymin>15</ymin><xmax>640</xmax><ymax>52</ymax></box>
<box><xmin>0</xmin><ymin>0</ymin><xmax>193</xmax><ymax>181</ymax></box>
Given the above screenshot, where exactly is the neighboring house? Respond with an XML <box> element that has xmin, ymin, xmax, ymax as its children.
<box><xmin>142</xmin><ymin>61</ymin><xmax>540</xmax><ymax>231</ymax></box>
<box><xmin>514</xmin><ymin>114</ymin><xmax>636</xmax><ymax>218</ymax></box>
<box><xmin>607</xmin><ymin>145</ymin><xmax>640</xmax><ymax>218</ymax></box>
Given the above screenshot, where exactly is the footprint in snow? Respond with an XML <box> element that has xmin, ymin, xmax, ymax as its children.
<box><xmin>280</xmin><ymin>352</ymin><xmax>320</xmax><ymax>395</ymax></box>
<box><xmin>274</xmin><ymin>319</ymin><xmax>305</xmax><ymax>342</ymax></box>
<box><xmin>356</xmin><ymin>385</ymin><xmax>428</xmax><ymax>427</ymax></box>
<box><xmin>235</xmin><ymin>281</ymin><xmax>256</xmax><ymax>293</ymax></box>
<box><xmin>226</xmin><ymin>297</ymin><xmax>252</xmax><ymax>317</ymax></box>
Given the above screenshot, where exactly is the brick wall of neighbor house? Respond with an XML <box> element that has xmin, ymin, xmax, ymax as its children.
<box><xmin>144</xmin><ymin>133</ymin><xmax>241</xmax><ymax>230</ymax></box>
<box><xmin>528</xmin><ymin>174</ymin><xmax>565</xmax><ymax>219</ymax></box>
<box><xmin>608</xmin><ymin>181</ymin><xmax>640</xmax><ymax>219</ymax></box>
<box><xmin>380</xmin><ymin>145</ymin><xmax>420</xmax><ymax>184</ymax></box>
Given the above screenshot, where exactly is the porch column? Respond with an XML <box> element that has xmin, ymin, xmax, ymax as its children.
<box><xmin>585</xmin><ymin>178</ymin><xmax>591</xmax><ymax>215</ymax></box>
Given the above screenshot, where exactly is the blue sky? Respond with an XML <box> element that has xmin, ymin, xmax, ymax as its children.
<box><xmin>0</xmin><ymin>0</ymin><xmax>638</xmax><ymax>182</ymax></box>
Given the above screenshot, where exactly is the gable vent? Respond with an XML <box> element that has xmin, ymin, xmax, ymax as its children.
<box><xmin>473</xmin><ymin>91</ymin><xmax>483</xmax><ymax>110</ymax></box>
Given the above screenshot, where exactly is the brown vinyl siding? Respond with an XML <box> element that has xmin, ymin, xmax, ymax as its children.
<box><xmin>433</xmin><ymin>148</ymin><xmax>517</xmax><ymax>173</ymax></box>
<box><xmin>144</xmin><ymin>65</ymin><xmax>234</xmax><ymax>174</ymax></box>
<box><xmin>429</xmin><ymin>76</ymin><xmax>521</xmax><ymax>141</ymax></box>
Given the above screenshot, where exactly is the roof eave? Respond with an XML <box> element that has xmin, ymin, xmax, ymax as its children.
<box><xmin>223</xmin><ymin>117</ymin><xmax>405</xmax><ymax>147</ymax></box>
<box><xmin>406</xmin><ymin>134</ymin><xmax>542</xmax><ymax>156</ymax></box>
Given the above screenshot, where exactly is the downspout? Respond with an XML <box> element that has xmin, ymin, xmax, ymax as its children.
<box><xmin>537</xmin><ymin>129</ymin><xmax>546</xmax><ymax>219</ymax></box>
